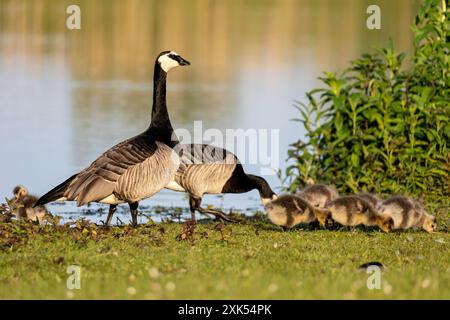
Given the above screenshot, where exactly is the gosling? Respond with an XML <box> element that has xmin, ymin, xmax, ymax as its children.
<box><xmin>265</xmin><ymin>194</ymin><xmax>329</xmax><ymax>230</ymax></box>
<box><xmin>378</xmin><ymin>196</ymin><xmax>437</xmax><ymax>233</ymax></box>
<box><xmin>326</xmin><ymin>195</ymin><xmax>393</xmax><ymax>232</ymax></box>
<box><xmin>357</xmin><ymin>192</ymin><xmax>383</xmax><ymax>208</ymax></box>
<box><xmin>296</xmin><ymin>184</ymin><xmax>339</xmax><ymax>208</ymax></box>
<box><xmin>11</xmin><ymin>186</ymin><xmax>48</xmax><ymax>222</ymax></box>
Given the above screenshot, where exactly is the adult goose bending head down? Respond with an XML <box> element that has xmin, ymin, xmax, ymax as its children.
<box><xmin>35</xmin><ymin>51</ymin><xmax>190</xmax><ymax>226</ymax></box>
<box><xmin>166</xmin><ymin>143</ymin><xmax>277</xmax><ymax>222</ymax></box>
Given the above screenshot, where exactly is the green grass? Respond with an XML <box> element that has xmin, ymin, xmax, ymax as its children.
<box><xmin>0</xmin><ymin>212</ymin><xmax>449</xmax><ymax>299</ymax></box>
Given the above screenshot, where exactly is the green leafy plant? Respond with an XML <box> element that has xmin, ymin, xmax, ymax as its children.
<box><xmin>284</xmin><ymin>0</ymin><xmax>449</xmax><ymax>196</ymax></box>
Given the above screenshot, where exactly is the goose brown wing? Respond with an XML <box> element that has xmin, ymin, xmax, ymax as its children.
<box><xmin>64</xmin><ymin>134</ymin><xmax>159</xmax><ymax>206</ymax></box>
<box><xmin>173</xmin><ymin>144</ymin><xmax>240</xmax><ymax>194</ymax></box>
<box><xmin>175</xmin><ymin>144</ymin><xmax>238</xmax><ymax>170</ymax></box>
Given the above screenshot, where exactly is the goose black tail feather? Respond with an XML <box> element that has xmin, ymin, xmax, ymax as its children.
<box><xmin>34</xmin><ymin>173</ymin><xmax>78</xmax><ymax>207</ymax></box>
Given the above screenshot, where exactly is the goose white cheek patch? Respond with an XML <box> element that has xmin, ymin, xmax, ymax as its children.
<box><xmin>158</xmin><ymin>54</ymin><xmax>179</xmax><ymax>72</ymax></box>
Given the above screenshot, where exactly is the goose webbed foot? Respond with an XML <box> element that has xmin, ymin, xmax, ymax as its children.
<box><xmin>198</xmin><ymin>207</ymin><xmax>237</xmax><ymax>223</ymax></box>
<box><xmin>98</xmin><ymin>221</ymin><xmax>110</xmax><ymax>229</ymax></box>
<box><xmin>189</xmin><ymin>196</ymin><xmax>237</xmax><ymax>223</ymax></box>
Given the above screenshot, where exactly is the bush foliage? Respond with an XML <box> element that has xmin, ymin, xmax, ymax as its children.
<box><xmin>284</xmin><ymin>0</ymin><xmax>449</xmax><ymax>196</ymax></box>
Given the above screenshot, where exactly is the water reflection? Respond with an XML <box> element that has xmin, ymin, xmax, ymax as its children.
<box><xmin>0</xmin><ymin>0</ymin><xmax>419</xmax><ymax>216</ymax></box>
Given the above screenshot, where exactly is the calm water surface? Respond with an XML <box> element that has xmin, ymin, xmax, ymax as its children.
<box><xmin>0</xmin><ymin>0</ymin><xmax>419</xmax><ymax>222</ymax></box>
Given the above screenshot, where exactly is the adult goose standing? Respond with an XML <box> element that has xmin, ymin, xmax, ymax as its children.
<box><xmin>35</xmin><ymin>51</ymin><xmax>190</xmax><ymax>226</ymax></box>
<box><xmin>164</xmin><ymin>143</ymin><xmax>277</xmax><ymax>222</ymax></box>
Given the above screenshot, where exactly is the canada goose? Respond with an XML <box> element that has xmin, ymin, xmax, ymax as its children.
<box><xmin>11</xmin><ymin>186</ymin><xmax>47</xmax><ymax>222</ymax></box>
<box><xmin>264</xmin><ymin>194</ymin><xmax>329</xmax><ymax>230</ymax></box>
<box><xmin>326</xmin><ymin>195</ymin><xmax>393</xmax><ymax>232</ymax></box>
<box><xmin>34</xmin><ymin>51</ymin><xmax>190</xmax><ymax>226</ymax></box>
<box><xmin>165</xmin><ymin>144</ymin><xmax>277</xmax><ymax>222</ymax></box>
<box><xmin>357</xmin><ymin>192</ymin><xmax>383</xmax><ymax>208</ymax></box>
<box><xmin>378</xmin><ymin>196</ymin><xmax>437</xmax><ymax>233</ymax></box>
<box><xmin>296</xmin><ymin>184</ymin><xmax>338</xmax><ymax>208</ymax></box>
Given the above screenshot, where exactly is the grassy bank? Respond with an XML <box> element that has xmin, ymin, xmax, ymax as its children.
<box><xmin>0</xmin><ymin>207</ymin><xmax>449</xmax><ymax>299</ymax></box>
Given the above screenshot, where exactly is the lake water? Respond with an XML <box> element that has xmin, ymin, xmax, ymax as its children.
<box><xmin>0</xmin><ymin>0</ymin><xmax>419</xmax><ymax>223</ymax></box>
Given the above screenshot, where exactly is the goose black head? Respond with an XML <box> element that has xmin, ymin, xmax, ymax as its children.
<box><xmin>157</xmin><ymin>51</ymin><xmax>190</xmax><ymax>72</ymax></box>
<box><xmin>247</xmin><ymin>174</ymin><xmax>277</xmax><ymax>205</ymax></box>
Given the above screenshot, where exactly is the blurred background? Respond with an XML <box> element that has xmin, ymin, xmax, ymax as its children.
<box><xmin>0</xmin><ymin>0</ymin><xmax>419</xmax><ymax>220</ymax></box>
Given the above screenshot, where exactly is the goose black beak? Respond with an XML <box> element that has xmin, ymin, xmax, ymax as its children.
<box><xmin>178</xmin><ymin>57</ymin><xmax>191</xmax><ymax>66</ymax></box>
<box><xmin>167</xmin><ymin>53</ymin><xmax>191</xmax><ymax>66</ymax></box>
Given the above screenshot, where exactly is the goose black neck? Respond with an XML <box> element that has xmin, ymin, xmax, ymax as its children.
<box><xmin>148</xmin><ymin>62</ymin><xmax>174</xmax><ymax>139</ymax></box>
<box><xmin>248</xmin><ymin>175</ymin><xmax>275</xmax><ymax>199</ymax></box>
